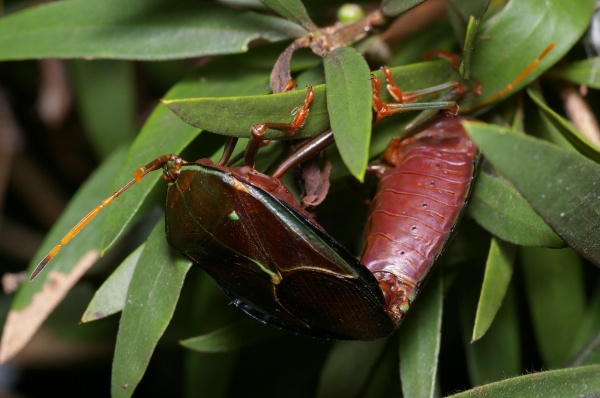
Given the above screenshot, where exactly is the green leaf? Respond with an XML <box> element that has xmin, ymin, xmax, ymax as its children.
<box><xmin>446</xmin><ymin>0</ymin><xmax>490</xmax><ymax>79</ymax></box>
<box><xmin>165</xmin><ymin>59</ymin><xmax>458</xmax><ymax>142</ymax></box>
<box><xmin>462</xmin><ymin>0</ymin><xmax>594</xmax><ymax>110</ymax></box>
<box><xmin>0</xmin><ymin>0</ymin><xmax>303</xmax><ymax>61</ymax></box>
<box><xmin>183</xmin><ymin>350</ymin><xmax>239</xmax><ymax>397</ymax></box>
<box><xmin>447</xmin><ymin>365</ymin><xmax>600</xmax><ymax>397</ymax></box>
<box><xmin>324</xmin><ymin>46</ymin><xmax>372</xmax><ymax>181</ymax></box>
<box><xmin>71</xmin><ymin>60</ymin><xmax>136</xmax><ymax>159</ymax></box>
<box><xmin>458</xmin><ymin>16</ymin><xmax>480</xmax><ymax>80</ymax></box>
<box><xmin>316</xmin><ymin>339</ymin><xmax>388</xmax><ymax>398</ymax></box>
<box><xmin>465</xmin><ymin>283</ymin><xmax>521</xmax><ymax>386</ymax></box>
<box><xmin>111</xmin><ymin>219</ymin><xmax>192</xmax><ymax>398</ymax></box>
<box><xmin>570</xmin><ymin>281</ymin><xmax>600</xmax><ymax>366</ymax></box>
<box><xmin>468</xmin><ymin>171</ymin><xmax>564</xmax><ymax>248</ymax></box>
<box><xmin>521</xmin><ymin>247</ymin><xmax>586</xmax><ymax>368</ymax></box>
<box><xmin>572</xmin><ymin>330</ymin><xmax>600</xmax><ymax>367</ymax></box>
<box><xmin>458</xmin><ymin>260</ymin><xmax>521</xmax><ymax>387</ymax></box>
<box><xmin>399</xmin><ymin>272</ymin><xmax>443</xmax><ymax>398</ymax></box>
<box><xmin>548</xmin><ymin>57</ymin><xmax>600</xmax><ymax>89</ymax></box>
<box><xmin>260</xmin><ymin>0</ymin><xmax>317</xmax><ymax>32</ymax></box>
<box><xmin>465</xmin><ymin>122</ymin><xmax>600</xmax><ymax>266</ymax></box>
<box><xmin>472</xmin><ymin>238</ymin><xmax>516</xmax><ymax>341</ymax></box>
<box><xmin>527</xmin><ymin>87</ymin><xmax>600</xmax><ymax>163</ymax></box>
<box><xmin>380</xmin><ymin>0</ymin><xmax>428</xmax><ymax>17</ymax></box>
<box><xmin>163</xmin><ymin>86</ymin><xmax>328</xmax><ymax>140</ymax></box>
<box><xmin>81</xmin><ymin>243</ymin><xmax>144</xmax><ymax>323</ymax></box>
<box><xmin>0</xmin><ymin>147</ymin><xmax>127</xmax><ymax>363</ymax></box>
<box><xmin>180</xmin><ymin>318</ymin><xmax>283</xmax><ymax>353</ymax></box>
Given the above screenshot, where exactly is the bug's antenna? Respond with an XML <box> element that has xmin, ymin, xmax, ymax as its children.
<box><xmin>29</xmin><ymin>154</ymin><xmax>183</xmax><ymax>281</ymax></box>
<box><xmin>463</xmin><ymin>42</ymin><xmax>556</xmax><ymax>112</ymax></box>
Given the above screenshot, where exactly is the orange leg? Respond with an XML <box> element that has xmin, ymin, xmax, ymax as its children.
<box><xmin>245</xmin><ymin>86</ymin><xmax>314</xmax><ymax>168</ymax></box>
<box><xmin>371</xmin><ymin>67</ymin><xmax>462</xmax><ymax>122</ymax></box>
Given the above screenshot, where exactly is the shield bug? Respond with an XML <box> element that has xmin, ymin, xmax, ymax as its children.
<box><xmin>31</xmin><ymin>87</ymin><xmax>396</xmax><ymax>340</ymax></box>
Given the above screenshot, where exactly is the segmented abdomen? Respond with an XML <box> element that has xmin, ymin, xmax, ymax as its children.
<box><xmin>361</xmin><ymin>118</ymin><xmax>477</xmax><ymax>323</ymax></box>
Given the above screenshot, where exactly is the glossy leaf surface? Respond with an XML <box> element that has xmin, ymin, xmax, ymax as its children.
<box><xmin>324</xmin><ymin>46</ymin><xmax>372</xmax><ymax>181</ymax></box>
<box><xmin>462</xmin><ymin>0</ymin><xmax>593</xmax><ymax>109</ymax></box>
<box><xmin>465</xmin><ymin>122</ymin><xmax>600</xmax><ymax>266</ymax></box>
<box><xmin>472</xmin><ymin>238</ymin><xmax>515</xmax><ymax>341</ymax></box>
<box><xmin>0</xmin><ymin>0</ymin><xmax>302</xmax><ymax>60</ymax></box>
<box><xmin>469</xmin><ymin>171</ymin><xmax>564</xmax><ymax>248</ymax></box>
<box><xmin>163</xmin><ymin>60</ymin><xmax>459</xmax><ymax>140</ymax></box>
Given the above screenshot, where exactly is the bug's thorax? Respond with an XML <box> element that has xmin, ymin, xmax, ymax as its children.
<box><xmin>188</xmin><ymin>158</ymin><xmax>319</xmax><ymax>226</ymax></box>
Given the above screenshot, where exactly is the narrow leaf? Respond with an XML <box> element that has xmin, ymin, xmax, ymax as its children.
<box><xmin>260</xmin><ymin>0</ymin><xmax>317</xmax><ymax>32</ymax></box>
<box><xmin>163</xmin><ymin>86</ymin><xmax>328</xmax><ymax>140</ymax></box>
<box><xmin>527</xmin><ymin>87</ymin><xmax>600</xmax><ymax>163</ymax></box>
<box><xmin>0</xmin><ymin>0</ymin><xmax>303</xmax><ymax>61</ymax></box>
<box><xmin>572</xmin><ymin>330</ymin><xmax>600</xmax><ymax>367</ymax></box>
<box><xmin>465</xmin><ymin>284</ymin><xmax>521</xmax><ymax>386</ymax></box>
<box><xmin>548</xmin><ymin>57</ymin><xmax>600</xmax><ymax>89</ymax></box>
<box><xmin>181</xmin><ymin>318</ymin><xmax>283</xmax><ymax>353</ymax></box>
<box><xmin>570</xmin><ymin>281</ymin><xmax>600</xmax><ymax>366</ymax></box>
<box><xmin>323</xmin><ymin>46</ymin><xmax>372</xmax><ymax>181</ymax></box>
<box><xmin>458</xmin><ymin>261</ymin><xmax>521</xmax><ymax>387</ymax></box>
<box><xmin>445</xmin><ymin>0</ymin><xmax>490</xmax><ymax>79</ymax></box>
<box><xmin>111</xmin><ymin>219</ymin><xmax>192</xmax><ymax>398</ymax></box>
<box><xmin>72</xmin><ymin>60</ymin><xmax>136</xmax><ymax>159</ymax></box>
<box><xmin>165</xmin><ymin>60</ymin><xmax>458</xmax><ymax>142</ymax></box>
<box><xmin>399</xmin><ymin>272</ymin><xmax>443</xmax><ymax>398</ymax></box>
<box><xmin>469</xmin><ymin>171</ymin><xmax>564</xmax><ymax>248</ymax></box>
<box><xmin>316</xmin><ymin>339</ymin><xmax>388</xmax><ymax>398</ymax></box>
<box><xmin>447</xmin><ymin>365</ymin><xmax>600</xmax><ymax>398</ymax></box>
<box><xmin>465</xmin><ymin>122</ymin><xmax>600</xmax><ymax>266</ymax></box>
<box><xmin>81</xmin><ymin>243</ymin><xmax>144</xmax><ymax>323</ymax></box>
<box><xmin>521</xmin><ymin>247</ymin><xmax>586</xmax><ymax>368</ymax></box>
<box><xmin>472</xmin><ymin>238</ymin><xmax>516</xmax><ymax>341</ymax></box>
<box><xmin>381</xmin><ymin>0</ymin><xmax>428</xmax><ymax>17</ymax></box>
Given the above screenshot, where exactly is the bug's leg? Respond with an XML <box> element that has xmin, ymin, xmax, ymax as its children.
<box><xmin>271</xmin><ymin>130</ymin><xmax>334</xmax><ymax>179</ymax></box>
<box><xmin>30</xmin><ymin>154</ymin><xmax>184</xmax><ymax>281</ymax></box>
<box><xmin>371</xmin><ymin>70</ymin><xmax>462</xmax><ymax>122</ymax></box>
<box><xmin>217</xmin><ymin>137</ymin><xmax>239</xmax><ymax>166</ymax></box>
<box><xmin>424</xmin><ymin>49</ymin><xmax>462</xmax><ymax>69</ymax></box>
<box><xmin>245</xmin><ymin>86</ymin><xmax>314</xmax><ymax>168</ymax></box>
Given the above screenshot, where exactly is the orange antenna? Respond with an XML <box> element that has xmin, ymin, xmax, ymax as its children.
<box><xmin>463</xmin><ymin>42</ymin><xmax>556</xmax><ymax>112</ymax></box>
<box><xmin>29</xmin><ymin>154</ymin><xmax>183</xmax><ymax>281</ymax></box>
